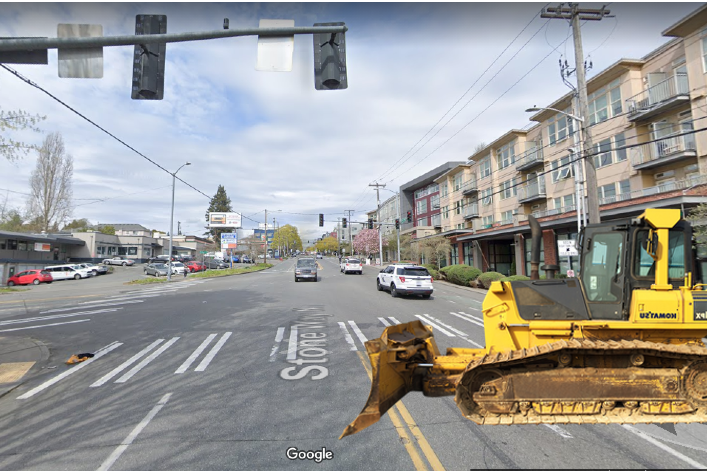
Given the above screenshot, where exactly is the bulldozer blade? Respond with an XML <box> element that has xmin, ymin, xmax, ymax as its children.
<box><xmin>340</xmin><ymin>320</ymin><xmax>438</xmax><ymax>439</ymax></box>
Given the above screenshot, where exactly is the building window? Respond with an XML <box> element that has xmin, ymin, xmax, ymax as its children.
<box><xmin>430</xmin><ymin>194</ymin><xmax>440</xmax><ymax>211</ymax></box>
<box><xmin>500</xmin><ymin>179</ymin><xmax>516</xmax><ymax>199</ymax></box>
<box><xmin>548</xmin><ymin>110</ymin><xmax>574</xmax><ymax>145</ymax></box>
<box><xmin>615</xmin><ymin>133</ymin><xmax>627</xmax><ymax>162</ymax></box>
<box><xmin>599</xmin><ymin>182</ymin><xmax>617</xmax><ymax>203</ymax></box>
<box><xmin>463</xmin><ymin>241</ymin><xmax>474</xmax><ymax>266</ymax></box>
<box><xmin>702</xmin><ymin>33</ymin><xmax>707</xmax><ymax>72</ymax></box>
<box><xmin>8</xmin><ymin>239</ymin><xmax>17</xmax><ymax>250</ymax></box>
<box><xmin>551</xmin><ymin>156</ymin><xmax>573</xmax><ymax>182</ymax></box>
<box><xmin>453</xmin><ymin>173</ymin><xmax>464</xmax><ymax>191</ymax></box>
<box><xmin>429</xmin><ymin>183</ymin><xmax>439</xmax><ymax>194</ymax></box>
<box><xmin>442</xmin><ymin>205</ymin><xmax>449</xmax><ymax>219</ymax></box>
<box><xmin>18</xmin><ymin>241</ymin><xmax>28</xmax><ymax>251</ymax></box>
<box><xmin>479</xmin><ymin>157</ymin><xmax>491</xmax><ymax>179</ymax></box>
<box><xmin>496</xmin><ymin>141</ymin><xmax>516</xmax><ymax>170</ymax></box>
<box><xmin>525</xmin><ymin>236</ymin><xmax>545</xmax><ymax>277</ymax></box>
<box><xmin>96</xmin><ymin>246</ymin><xmax>105</xmax><ymax>255</ymax></box>
<box><xmin>500</xmin><ymin>210</ymin><xmax>513</xmax><ymax>224</ymax></box>
<box><xmin>554</xmin><ymin>194</ymin><xmax>576</xmax><ymax>211</ymax></box>
<box><xmin>128</xmin><ymin>247</ymin><xmax>138</xmax><ymax>256</ymax></box>
<box><xmin>588</xmin><ymin>79</ymin><xmax>621</xmax><ymax>125</ymax></box>
<box><xmin>455</xmin><ymin>201</ymin><xmax>462</xmax><ymax>215</ymax></box>
<box><xmin>482</xmin><ymin>215</ymin><xmax>493</xmax><ymax>227</ymax></box>
<box><xmin>108</xmin><ymin>246</ymin><xmax>117</xmax><ymax>255</ymax></box>
<box><xmin>481</xmin><ymin>188</ymin><xmax>493</xmax><ymax>206</ymax></box>
<box><xmin>618</xmin><ymin>179</ymin><xmax>631</xmax><ymax>201</ymax></box>
<box><xmin>440</xmin><ymin>182</ymin><xmax>448</xmax><ymax>198</ymax></box>
<box><xmin>118</xmin><ymin>247</ymin><xmax>127</xmax><ymax>256</ymax></box>
<box><xmin>593</xmin><ymin>137</ymin><xmax>613</xmax><ymax>168</ymax></box>
<box><xmin>416</xmin><ymin>199</ymin><xmax>427</xmax><ymax>214</ymax></box>
<box><xmin>0</xmin><ymin>239</ymin><xmax>5</xmax><ymax>250</ymax></box>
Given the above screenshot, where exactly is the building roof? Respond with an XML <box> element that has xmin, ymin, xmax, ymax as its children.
<box><xmin>663</xmin><ymin>3</ymin><xmax>707</xmax><ymax>37</ymax></box>
<box><xmin>95</xmin><ymin>224</ymin><xmax>150</xmax><ymax>231</ymax></box>
<box><xmin>0</xmin><ymin>230</ymin><xmax>85</xmax><ymax>246</ymax></box>
<box><xmin>400</xmin><ymin>161</ymin><xmax>466</xmax><ymax>192</ymax></box>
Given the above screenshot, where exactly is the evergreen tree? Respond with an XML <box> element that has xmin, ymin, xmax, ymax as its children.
<box><xmin>205</xmin><ymin>185</ymin><xmax>233</xmax><ymax>248</ymax></box>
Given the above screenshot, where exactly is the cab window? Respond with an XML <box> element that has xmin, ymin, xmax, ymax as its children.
<box><xmin>633</xmin><ymin>230</ymin><xmax>685</xmax><ymax>279</ymax></box>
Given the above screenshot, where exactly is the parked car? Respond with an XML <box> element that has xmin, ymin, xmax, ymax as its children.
<box><xmin>144</xmin><ymin>263</ymin><xmax>169</xmax><ymax>277</ymax></box>
<box><xmin>44</xmin><ymin>264</ymin><xmax>91</xmax><ymax>280</ymax></box>
<box><xmin>376</xmin><ymin>264</ymin><xmax>433</xmax><ymax>298</ymax></box>
<box><xmin>103</xmin><ymin>257</ymin><xmax>135</xmax><ymax>266</ymax></box>
<box><xmin>316</xmin><ymin>253</ymin><xmax>323</xmax><ymax>259</ymax></box>
<box><xmin>7</xmin><ymin>269</ymin><xmax>53</xmax><ymax>286</ymax></box>
<box><xmin>204</xmin><ymin>259</ymin><xmax>228</xmax><ymax>269</ymax></box>
<box><xmin>170</xmin><ymin>262</ymin><xmax>187</xmax><ymax>275</ymax></box>
<box><xmin>147</xmin><ymin>255</ymin><xmax>172</xmax><ymax>264</ymax></box>
<box><xmin>231</xmin><ymin>255</ymin><xmax>240</xmax><ymax>263</ymax></box>
<box><xmin>341</xmin><ymin>258</ymin><xmax>363</xmax><ymax>275</ymax></box>
<box><xmin>241</xmin><ymin>256</ymin><xmax>252</xmax><ymax>264</ymax></box>
<box><xmin>186</xmin><ymin>261</ymin><xmax>206</xmax><ymax>273</ymax></box>
<box><xmin>295</xmin><ymin>257</ymin><xmax>317</xmax><ymax>282</ymax></box>
<box><xmin>82</xmin><ymin>263</ymin><xmax>108</xmax><ymax>275</ymax></box>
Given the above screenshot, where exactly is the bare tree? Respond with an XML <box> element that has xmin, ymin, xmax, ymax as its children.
<box><xmin>0</xmin><ymin>107</ymin><xmax>45</xmax><ymax>161</ymax></box>
<box><xmin>29</xmin><ymin>132</ymin><xmax>73</xmax><ymax>232</ymax></box>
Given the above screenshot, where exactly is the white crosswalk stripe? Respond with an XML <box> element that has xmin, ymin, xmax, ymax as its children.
<box><xmin>414</xmin><ymin>315</ymin><xmax>456</xmax><ymax>337</ymax></box>
<box><xmin>348</xmin><ymin>321</ymin><xmax>368</xmax><ymax>345</ymax></box>
<box><xmin>421</xmin><ymin>314</ymin><xmax>484</xmax><ymax>348</ymax></box>
<box><xmin>195</xmin><ymin>332</ymin><xmax>232</xmax><ymax>371</ymax></box>
<box><xmin>338</xmin><ymin>322</ymin><xmax>358</xmax><ymax>351</ymax></box>
<box><xmin>91</xmin><ymin>339</ymin><xmax>165</xmax><ymax>387</ymax></box>
<box><xmin>0</xmin><ymin>308</ymin><xmax>123</xmax><ymax>327</ymax></box>
<box><xmin>449</xmin><ymin>311</ymin><xmax>485</xmax><ymax>328</ymax></box>
<box><xmin>269</xmin><ymin>328</ymin><xmax>286</xmax><ymax>361</ymax></box>
<box><xmin>378</xmin><ymin>316</ymin><xmax>402</xmax><ymax>327</ymax></box>
<box><xmin>176</xmin><ymin>334</ymin><xmax>217</xmax><ymax>373</ymax></box>
<box><xmin>42</xmin><ymin>301</ymin><xmax>142</xmax><ymax>313</ymax></box>
<box><xmin>115</xmin><ymin>337</ymin><xmax>180</xmax><ymax>383</ymax></box>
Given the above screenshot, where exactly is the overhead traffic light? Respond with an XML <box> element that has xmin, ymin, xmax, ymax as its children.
<box><xmin>342</xmin><ymin>217</ymin><xmax>347</xmax><ymax>228</ymax></box>
<box><xmin>368</xmin><ymin>218</ymin><xmax>373</xmax><ymax>229</ymax></box>
<box><xmin>395</xmin><ymin>219</ymin><xmax>400</xmax><ymax>230</ymax></box>
<box><xmin>313</xmin><ymin>22</ymin><xmax>347</xmax><ymax>90</ymax></box>
<box><xmin>407</xmin><ymin>210</ymin><xmax>412</xmax><ymax>222</ymax></box>
<box><xmin>131</xmin><ymin>14</ymin><xmax>167</xmax><ymax>100</ymax></box>
<box><xmin>319</xmin><ymin>214</ymin><xmax>324</xmax><ymax>227</ymax></box>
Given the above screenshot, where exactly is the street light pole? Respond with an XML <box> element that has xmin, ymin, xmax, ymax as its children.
<box><xmin>168</xmin><ymin>162</ymin><xmax>191</xmax><ymax>282</ymax></box>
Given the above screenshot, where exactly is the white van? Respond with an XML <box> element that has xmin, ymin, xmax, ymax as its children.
<box><xmin>44</xmin><ymin>264</ymin><xmax>90</xmax><ymax>281</ymax></box>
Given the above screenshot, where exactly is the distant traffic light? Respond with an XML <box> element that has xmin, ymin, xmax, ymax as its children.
<box><xmin>368</xmin><ymin>218</ymin><xmax>373</xmax><ymax>229</ymax></box>
<box><xmin>313</xmin><ymin>23</ymin><xmax>347</xmax><ymax>90</ymax></box>
<box><xmin>395</xmin><ymin>219</ymin><xmax>400</xmax><ymax>230</ymax></box>
<box><xmin>131</xmin><ymin>15</ymin><xmax>167</xmax><ymax>100</ymax></box>
<box><xmin>342</xmin><ymin>217</ymin><xmax>347</xmax><ymax>228</ymax></box>
<box><xmin>318</xmin><ymin>214</ymin><xmax>324</xmax><ymax>227</ymax></box>
<box><xmin>407</xmin><ymin>210</ymin><xmax>412</xmax><ymax>222</ymax></box>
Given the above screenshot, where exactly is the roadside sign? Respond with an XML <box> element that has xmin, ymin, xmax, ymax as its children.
<box><xmin>557</xmin><ymin>239</ymin><xmax>578</xmax><ymax>257</ymax></box>
<box><xmin>199</xmin><ymin>251</ymin><xmax>208</xmax><ymax>254</ymax></box>
<box><xmin>221</xmin><ymin>233</ymin><xmax>238</xmax><ymax>249</ymax></box>
<box><xmin>209</xmin><ymin>212</ymin><xmax>242</xmax><ymax>228</ymax></box>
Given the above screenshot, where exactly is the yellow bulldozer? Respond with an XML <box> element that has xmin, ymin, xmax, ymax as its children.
<box><xmin>341</xmin><ymin>208</ymin><xmax>707</xmax><ymax>438</ymax></box>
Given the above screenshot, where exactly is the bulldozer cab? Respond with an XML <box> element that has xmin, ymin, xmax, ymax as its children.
<box><xmin>579</xmin><ymin>225</ymin><xmax>627</xmax><ymax>320</ymax></box>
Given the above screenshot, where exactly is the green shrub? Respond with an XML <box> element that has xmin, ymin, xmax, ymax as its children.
<box><xmin>440</xmin><ymin>264</ymin><xmax>482</xmax><ymax>286</ymax></box>
<box><xmin>500</xmin><ymin>275</ymin><xmax>530</xmax><ymax>282</ymax></box>
<box><xmin>477</xmin><ymin>271</ymin><xmax>505</xmax><ymax>289</ymax></box>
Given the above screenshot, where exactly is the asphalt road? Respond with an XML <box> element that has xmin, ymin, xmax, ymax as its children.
<box><xmin>0</xmin><ymin>258</ymin><xmax>706</xmax><ymax>470</ymax></box>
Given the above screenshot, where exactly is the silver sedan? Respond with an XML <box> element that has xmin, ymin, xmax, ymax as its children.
<box><xmin>144</xmin><ymin>263</ymin><xmax>168</xmax><ymax>277</ymax></box>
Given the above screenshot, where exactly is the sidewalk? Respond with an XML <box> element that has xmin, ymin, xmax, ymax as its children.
<box><xmin>0</xmin><ymin>336</ymin><xmax>50</xmax><ymax>397</ymax></box>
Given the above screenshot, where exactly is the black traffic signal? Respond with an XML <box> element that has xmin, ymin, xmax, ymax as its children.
<box><xmin>342</xmin><ymin>217</ymin><xmax>347</xmax><ymax>228</ymax></box>
<box><xmin>368</xmin><ymin>218</ymin><xmax>373</xmax><ymax>229</ymax></box>
<box><xmin>132</xmin><ymin>15</ymin><xmax>167</xmax><ymax>100</ymax></box>
<box><xmin>395</xmin><ymin>219</ymin><xmax>400</xmax><ymax>230</ymax></box>
<box><xmin>319</xmin><ymin>214</ymin><xmax>324</xmax><ymax>227</ymax></box>
<box><xmin>407</xmin><ymin>210</ymin><xmax>412</xmax><ymax>222</ymax></box>
<box><xmin>313</xmin><ymin>23</ymin><xmax>347</xmax><ymax>90</ymax></box>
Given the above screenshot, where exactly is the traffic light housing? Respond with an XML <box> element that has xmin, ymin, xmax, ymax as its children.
<box><xmin>395</xmin><ymin>219</ymin><xmax>400</xmax><ymax>230</ymax></box>
<box><xmin>368</xmin><ymin>218</ymin><xmax>373</xmax><ymax>229</ymax></box>
<box><xmin>342</xmin><ymin>218</ymin><xmax>347</xmax><ymax>228</ymax></box>
<box><xmin>131</xmin><ymin>15</ymin><xmax>167</xmax><ymax>100</ymax></box>
<box><xmin>319</xmin><ymin>214</ymin><xmax>324</xmax><ymax>227</ymax></box>
<box><xmin>313</xmin><ymin>23</ymin><xmax>347</xmax><ymax>90</ymax></box>
<box><xmin>407</xmin><ymin>210</ymin><xmax>412</xmax><ymax>222</ymax></box>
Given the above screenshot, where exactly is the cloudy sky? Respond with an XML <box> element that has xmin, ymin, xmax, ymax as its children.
<box><xmin>0</xmin><ymin>2</ymin><xmax>700</xmax><ymax>243</ymax></box>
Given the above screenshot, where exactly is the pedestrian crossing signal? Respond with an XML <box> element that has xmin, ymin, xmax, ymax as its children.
<box><xmin>395</xmin><ymin>219</ymin><xmax>400</xmax><ymax>229</ymax></box>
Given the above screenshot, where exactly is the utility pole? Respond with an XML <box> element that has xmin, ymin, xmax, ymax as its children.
<box><xmin>369</xmin><ymin>182</ymin><xmax>386</xmax><ymax>265</ymax></box>
<box><xmin>542</xmin><ymin>3</ymin><xmax>612</xmax><ymax>224</ymax></box>
<box><xmin>345</xmin><ymin>210</ymin><xmax>354</xmax><ymax>256</ymax></box>
<box><xmin>264</xmin><ymin>209</ymin><xmax>268</xmax><ymax>265</ymax></box>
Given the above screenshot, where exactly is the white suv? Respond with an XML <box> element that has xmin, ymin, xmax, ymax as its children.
<box><xmin>376</xmin><ymin>264</ymin><xmax>433</xmax><ymax>298</ymax></box>
<box><xmin>341</xmin><ymin>258</ymin><xmax>363</xmax><ymax>275</ymax></box>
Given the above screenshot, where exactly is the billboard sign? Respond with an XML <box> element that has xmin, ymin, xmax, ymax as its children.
<box><xmin>34</xmin><ymin>243</ymin><xmax>51</xmax><ymax>252</ymax></box>
<box><xmin>254</xmin><ymin>229</ymin><xmax>275</xmax><ymax>244</ymax></box>
<box><xmin>221</xmin><ymin>233</ymin><xmax>238</xmax><ymax>249</ymax></box>
<box><xmin>209</xmin><ymin>212</ymin><xmax>242</xmax><ymax>228</ymax></box>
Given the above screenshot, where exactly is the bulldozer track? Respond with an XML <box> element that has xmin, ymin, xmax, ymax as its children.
<box><xmin>455</xmin><ymin>338</ymin><xmax>707</xmax><ymax>425</ymax></box>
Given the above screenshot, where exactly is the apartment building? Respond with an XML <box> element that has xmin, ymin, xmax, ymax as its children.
<box><xmin>366</xmin><ymin>193</ymin><xmax>400</xmax><ymax>262</ymax></box>
<box><xmin>416</xmin><ymin>4</ymin><xmax>707</xmax><ymax>277</ymax></box>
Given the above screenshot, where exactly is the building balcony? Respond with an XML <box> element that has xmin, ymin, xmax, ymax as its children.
<box><xmin>431</xmin><ymin>214</ymin><xmax>442</xmax><ymax>228</ymax></box>
<box><xmin>515</xmin><ymin>144</ymin><xmax>544</xmax><ymax>172</ymax></box>
<box><xmin>625</xmin><ymin>74</ymin><xmax>689</xmax><ymax>122</ymax></box>
<box><xmin>461</xmin><ymin>176</ymin><xmax>478</xmax><ymax>195</ymax></box>
<box><xmin>630</xmin><ymin>133</ymin><xmax>697</xmax><ymax>170</ymax></box>
<box><xmin>599</xmin><ymin>174</ymin><xmax>707</xmax><ymax>205</ymax></box>
<box><xmin>463</xmin><ymin>203</ymin><xmax>479</xmax><ymax>219</ymax></box>
<box><xmin>517</xmin><ymin>177</ymin><xmax>547</xmax><ymax>204</ymax></box>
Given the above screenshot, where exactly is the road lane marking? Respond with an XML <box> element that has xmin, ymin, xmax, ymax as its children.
<box><xmin>421</xmin><ymin>314</ymin><xmax>483</xmax><ymax>348</ymax></box>
<box><xmin>17</xmin><ymin>342</ymin><xmax>122</xmax><ymax>399</ymax></box>
<box><xmin>356</xmin><ymin>351</ymin><xmax>434</xmax><ymax>471</ymax></box>
<box><xmin>97</xmin><ymin>393</ymin><xmax>172</xmax><ymax>471</ymax></box>
<box><xmin>543</xmin><ymin>424</ymin><xmax>573</xmax><ymax>438</ymax></box>
<box><xmin>269</xmin><ymin>327</ymin><xmax>286</xmax><ymax>362</ymax></box>
<box><xmin>114</xmin><ymin>337</ymin><xmax>179</xmax><ymax>383</ymax></box>
<box><xmin>41</xmin><ymin>300</ymin><xmax>143</xmax><ymax>313</ymax></box>
<box><xmin>622</xmin><ymin>424</ymin><xmax>706</xmax><ymax>469</ymax></box>
<box><xmin>287</xmin><ymin>326</ymin><xmax>299</xmax><ymax>360</ymax></box>
<box><xmin>0</xmin><ymin>308</ymin><xmax>122</xmax><ymax>326</ymax></box>
<box><xmin>378</xmin><ymin>317</ymin><xmax>391</xmax><ymax>327</ymax></box>
<box><xmin>414</xmin><ymin>315</ymin><xmax>455</xmax><ymax>337</ymax></box>
<box><xmin>338</xmin><ymin>322</ymin><xmax>358</xmax><ymax>351</ymax></box>
<box><xmin>388</xmin><ymin>317</ymin><xmax>401</xmax><ymax>325</ymax></box>
<box><xmin>83</xmin><ymin>295</ymin><xmax>160</xmax><ymax>304</ymax></box>
<box><xmin>91</xmin><ymin>340</ymin><xmax>165</xmax><ymax>387</ymax></box>
<box><xmin>175</xmin><ymin>334</ymin><xmax>217</xmax><ymax>373</ymax></box>
<box><xmin>0</xmin><ymin>294</ymin><xmax>101</xmax><ymax>306</ymax></box>
<box><xmin>194</xmin><ymin>332</ymin><xmax>232</xmax><ymax>371</ymax></box>
<box><xmin>448</xmin><ymin>311</ymin><xmax>485</xmax><ymax>328</ymax></box>
<box><xmin>458</xmin><ymin>311</ymin><xmax>484</xmax><ymax>323</ymax></box>
<box><xmin>395</xmin><ymin>402</ymin><xmax>446</xmax><ymax>471</ymax></box>
<box><xmin>348</xmin><ymin>321</ymin><xmax>368</xmax><ymax>345</ymax></box>
<box><xmin>0</xmin><ymin>319</ymin><xmax>91</xmax><ymax>333</ymax></box>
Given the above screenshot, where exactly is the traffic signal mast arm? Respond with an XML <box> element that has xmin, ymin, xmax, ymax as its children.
<box><xmin>0</xmin><ymin>25</ymin><xmax>348</xmax><ymax>52</ymax></box>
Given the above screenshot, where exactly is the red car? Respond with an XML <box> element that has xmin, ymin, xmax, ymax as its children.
<box><xmin>186</xmin><ymin>262</ymin><xmax>206</xmax><ymax>273</ymax></box>
<box><xmin>7</xmin><ymin>269</ymin><xmax>53</xmax><ymax>286</ymax></box>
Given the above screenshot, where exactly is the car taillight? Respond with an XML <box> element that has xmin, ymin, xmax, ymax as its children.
<box><xmin>399</xmin><ymin>276</ymin><xmax>406</xmax><ymax>283</ymax></box>
<box><xmin>430</xmin><ymin>278</ymin><xmax>433</xmax><ymax>283</ymax></box>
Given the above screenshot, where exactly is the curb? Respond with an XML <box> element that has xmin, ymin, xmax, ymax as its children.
<box><xmin>0</xmin><ymin>336</ymin><xmax>51</xmax><ymax>399</ymax></box>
